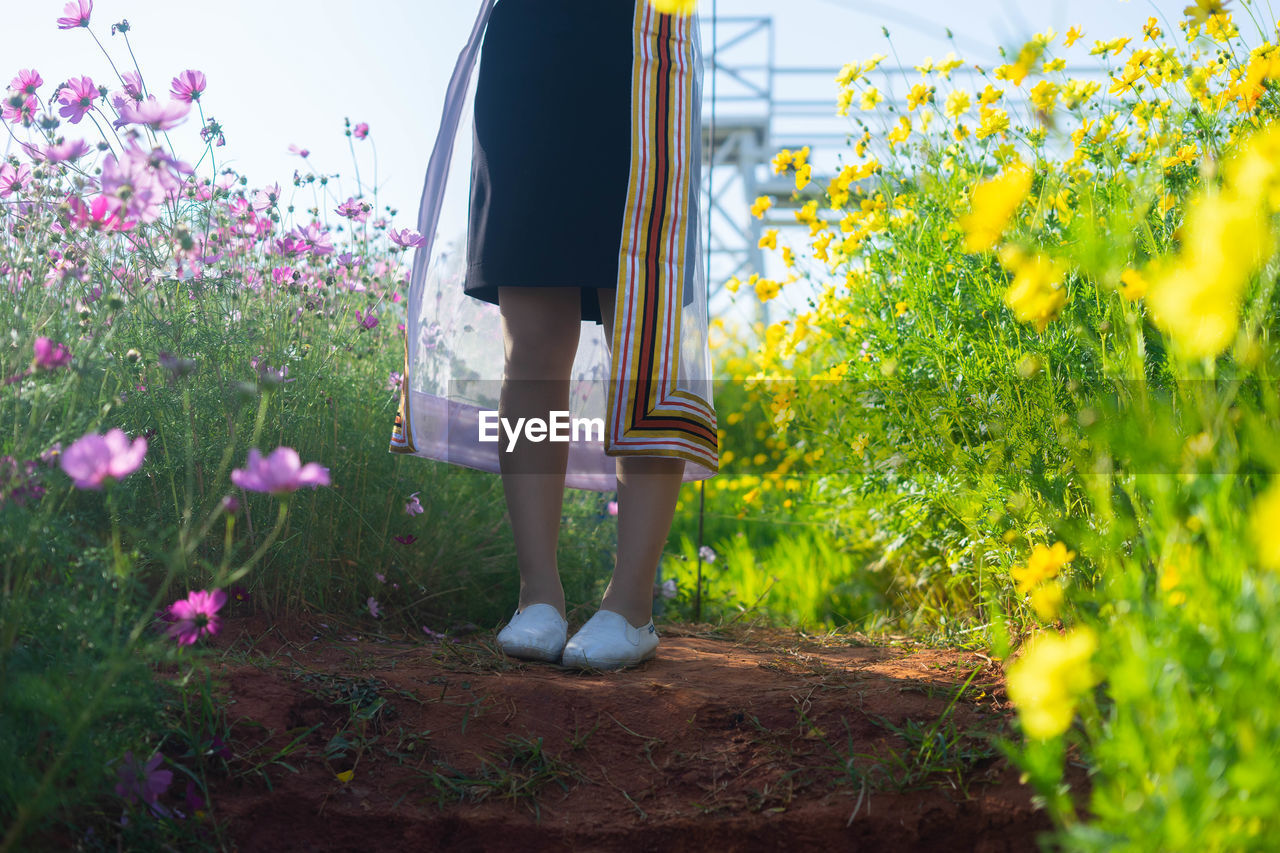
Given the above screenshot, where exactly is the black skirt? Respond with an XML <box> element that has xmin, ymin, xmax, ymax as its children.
<box><xmin>464</xmin><ymin>0</ymin><xmax>650</xmax><ymax>325</ymax></box>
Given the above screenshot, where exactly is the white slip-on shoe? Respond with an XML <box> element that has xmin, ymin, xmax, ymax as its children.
<box><xmin>561</xmin><ymin>608</ymin><xmax>659</xmax><ymax>670</ymax></box>
<box><xmin>496</xmin><ymin>603</ymin><xmax>568</xmax><ymax>662</ymax></box>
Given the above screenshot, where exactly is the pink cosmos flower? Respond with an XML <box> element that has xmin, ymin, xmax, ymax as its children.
<box><xmin>66</xmin><ymin>193</ymin><xmax>134</xmax><ymax>232</ymax></box>
<box><xmin>353</xmin><ymin>122</ymin><xmax>369</xmax><ymax>140</ymax></box>
<box><xmin>113</xmin><ymin>95</ymin><xmax>190</xmax><ymax>131</ymax></box>
<box><xmin>288</xmin><ymin>144</ymin><xmax>310</xmax><ymax>158</ymax></box>
<box><xmin>60</xmin><ymin>428</ymin><xmax>147</xmax><ymax>489</ymax></box>
<box><xmin>367</xmin><ymin>597</ymin><xmax>381</xmax><ymax>619</ymax></box>
<box><xmin>33</xmin><ymin>337</ymin><xmax>71</xmax><ymax>369</ymax></box>
<box><xmin>0</xmin><ymin>163</ymin><xmax>32</xmax><ymax>198</ymax></box>
<box><xmin>56</xmin><ymin>76</ymin><xmax>99</xmax><ymax>124</ymax></box>
<box><xmin>231</xmin><ymin>447</ymin><xmax>330</xmax><ymax>495</ymax></box>
<box><xmin>252</xmin><ymin>184</ymin><xmax>280</xmax><ymax>212</ymax></box>
<box><xmin>388</xmin><ymin>228</ymin><xmax>427</xmax><ymax>248</ymax></box>
<box><xmin>170</xmin><ymin>69</ymin><xmax>207</xmax><ymax>103</ymax></box>
<box><xmin>2</xmin><ymin>94</ymin><xmax>37</xmax><ymax>126</ymax></box>
<box><xmin>405</xmin><ymin>491</ymin><xmax>423</xmax><ymax>516</ymax></box>
<box><xmin>166</xmin><ymin>589</ymin><xmax>227</xmax><ymax>645</ymax></box>
<box><xmin>56</xmin><ymin>0</ymin><xmax>93</xmax><ymax>29</ymax></box>
<box><xmin>607</xmin><ymin>500</ymin><xmax>619</xmax><ymax>516</ymax></box>
<box><xmin>8</xmin><ymin>68</ymin><xmax>43</xmax><ymax>95</ymax></box>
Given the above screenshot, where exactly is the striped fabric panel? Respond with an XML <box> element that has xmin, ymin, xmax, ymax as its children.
<box><xmin>606</xmin><ymin>1</ymin><xmax>718</xmax><ymax>472</ymax></box>
<box><xmin>389</xmin><ymin>327</ymin><xmax>416</xmax><ymax>454</ymax></box>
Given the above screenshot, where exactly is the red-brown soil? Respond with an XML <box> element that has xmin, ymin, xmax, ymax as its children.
<box><xmin>205</xmin><ymin>616</ymin><xmax>1090</xmax><ymax>852</ymax></box>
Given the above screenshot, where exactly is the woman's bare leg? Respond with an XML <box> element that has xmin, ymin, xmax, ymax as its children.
<box><xmin>498</xmin><ymin>285</ymin><xmax>582</xmax><ymax>620</ymax></box>
<box><xmin>595</xmin><ymin>288</ymin><xmax>686</xmax><ymax>628</ymax></box>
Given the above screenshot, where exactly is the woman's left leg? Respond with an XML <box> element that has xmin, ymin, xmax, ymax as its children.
<box><xmin>595</xmin><ymin>288</ymin><xmax>686</xmax><ymax>629</ymax></box>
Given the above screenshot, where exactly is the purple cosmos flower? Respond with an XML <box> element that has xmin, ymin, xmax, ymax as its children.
<box><xmin>393</xmin><ymin>534</ymin><xmax>417</xmax><ymax>546</ymax></box>
<box><xmin>183</xmin><ymin>780</ymin><xmax>205</xmax><ymax>815</ymax></box>
<box><xmin>170</xmin><ymin>69</ymin><xmax>207</xmax><ymax>103</ymax></box>
<box><xmin>353</xmin><ymin>122</ymin><xmax>369</xmax><ymax>140</ymax></box>
<box><xmin>118</xmin><ymin>70</ymin><xmax>144</xmax><ymax>101</ymax></box>
<box><xmin>56</xmin><ymin>0</ymin><xmax>93</xmax><ymax>29</ymax></box>
<box><xmin>334</xmin><ymin>197</ymin><xmax>369</xmax><ymax>222</ymax></box>
<box><xmin>33</xmin><ymin>337</ymin><xmax>71</xmax><ymax>370</ymax></box>
<box><xmin>1</xmin><ymin>456</ymin><xmax>45</xmax><ymax>507</ymax></box>
<box><xmin>698</xmin><ymin>545</ymin><xmax>717</xmax><ymax>563</ymax></box>
<box><xmin>114</xmin><ymin>752</ymin><xmax>172</xmax><ymax>814</ymax></box>
<box><xmin>388</xmin><ymin>227</ymin><xmax>427</xmax><ymax>248</ymax></box>
<box><xmin>166</xmin><ymin>589</ymin><xmax>227</xmax><ymax>645</ymax></box>
<box><xmin>221</xmin><ymin>495</ymin><xmax>240</xmax><ymax>514</ymax></box>
<box><xmin>405</xmin><ymin>491</ymin><xmax>423</xmax><ymax>516</ymax></box>
<box><xmin>9</xmin><ymin>68</ymin><xmax>43</xmax><ymax>96</ymax></box>
<box><xmin>60</xmin><ymin>428</ymin><xmax>147</xmax><ymax>489</ymax></box>
<box><xmin>230</xmin><ymin>447</ymin><xmax>330</xmax><ymax>495</ymax></box>
<box><xmin>355</xmin><ymin>310</ymin><xmax>378</xmax><ymax>331</ymax></box>
<box><xmin>158</xmin><ymin>351</ymin><xmax>197</xmax><ymax>378</ymax></box>
<box><xmin>228</xmin><ymin>584</ymin><xmax>250</xmax><ymax>604</ymax></box>
<box><xmin>367</xmin><ymin>597</ymin><xmax>381</xmax><ymax>619</ymax></box>
<box><xmin>387</xmin><ymin>371</ymin><xmax>403</xmax><ymax>392</ymax></box>
<box><xmin>207</xmin><ymin>735</ymin><xmax>232</xmax><ymax>761</ymax></box>
<box><xmin>41</xmin><ymin>139</ymin><xmax>93</xmax><ymax>164</ymax></box>
<box><xmin>113</xmin><ymin>95</ymin><xmax>191</xmax><ymax>131</ymax></box>
<box><xmin>56</xmin><ymin>76</ymin><xmax>99</xmax><ymax>124</ymax></box>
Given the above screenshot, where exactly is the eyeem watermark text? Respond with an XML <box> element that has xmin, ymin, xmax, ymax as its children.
<box><xmin>478</xmin><ymin>411</ymin><xmax>605</xmax><ymax>451</ymax></box>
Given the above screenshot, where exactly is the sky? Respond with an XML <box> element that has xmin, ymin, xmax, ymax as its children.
<box><xmin>3</xmin><ymin>0</ymin><xmax>1215</xmax><ymax>327</ymax></box>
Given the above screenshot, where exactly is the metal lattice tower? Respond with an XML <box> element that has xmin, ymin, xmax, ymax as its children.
<box><xmin>698</xmin><ymin>15</ymin><xmax>1109</xmax><ymax>331</ymax></box>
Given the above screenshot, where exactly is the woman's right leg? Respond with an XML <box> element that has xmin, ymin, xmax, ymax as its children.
<box><xmin>497</xmin><ymin>285</ymin><xmax>582</xmax><ymax>621</ymax></box>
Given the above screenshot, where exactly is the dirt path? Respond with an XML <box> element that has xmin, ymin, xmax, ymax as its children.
<box><xmin>206</xmin><ymin>618</ymin><xmax>1088</xmax><ymax>851</ymax></box>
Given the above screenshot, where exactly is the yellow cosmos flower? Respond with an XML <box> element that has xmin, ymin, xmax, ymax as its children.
<box><xmin>944</xmin><ymin>90</ymin><xmax>972</xmax><ymax>119</ymax></box>
<box><xmin>1064</xmin><ymin>26</ymin><xmax>1085</xmax><ymax>48</ymax></box>
<box><xmin>1006</xmin><ymin>626</ymin><xmax>1099</xmax><ymax>740</ymax></box>
<box><xmin>758</xmin><ymin>228</ymin><xmax>778</xmax><ymax>250</ymax></box>
<box><xmin>648</xmin><ymin>0</ymin><xmax>697</xmax><ymax>15</ymax></box>
<box><xmin>1250</xmin><ymin>479</ymin><xmax>1280</xmax><ymax>570</ymax></box>
<box><xmin>959</xmin><ymin>161</ymin><xmax>1033</xmax><ymax>252</ymax></box>
<box><xmin>1183</xmin><ymin>0</ymin><xmax>1229</xmax><ymax>25</ymax></box>
<box><xmin>888</xmin><ymin>116</ymin><xmax>912</xmax><ymax>145</ymax></box>
<box><xmin>1143</xmin><ymin>16</ymin><xmax>1164</xmax><ymax>41</ymax></box>
<box><xmin>1120</xmin><ymin>268</ymin><xmax>1148</xmax><ymax>301</ymax></box>
<box><xmin>1010</xmin><ymin>542</ymin><xmax>1076</xmax><ymax>594</ymax></box>
<box><xmin>1148</xmin><ymin>182</ymin><xmax>1273</xmax><ymax>358</ymax></box>
<box><xmin>1029</xmin><ymin>582</ymin><xmax>1065</xmax><ymax>621</ymax></box>
<box><xmin>976</xmin><ymin>104</ymin><xmax>1010</xmax><ymax>140</ymax></box>
<box><xmin>907</xmin><ymin>82</ymin><xmax>935</xmax><ymax>111</ymax></box>
<box><xmin>751</xmin><ymin>195</ymin><xmax>772</xmax><ymax>218</ymax></box>
<box><xmin>1029</xmin><ymin>80</ymin><xmax>1060</xmax><ymax>113</ymax></box>
<box><xmin>860</xmin><ymin>87</ymin><xmax>884</xmax><ymax>111</ymax></box>
<box><xmin>754</xmin><ymin>277</ymin><xmax>781</xmax><ymax>302</ymax></box>
<box><xmin>1004</xmin><ymin>254</ymin><xmax>1067</xmax><ymax>332</ymax></box>
<box><xmin>795</xmin><ymin>162</ymin><xmax>813</xmax><ymax>191</ymax></box>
